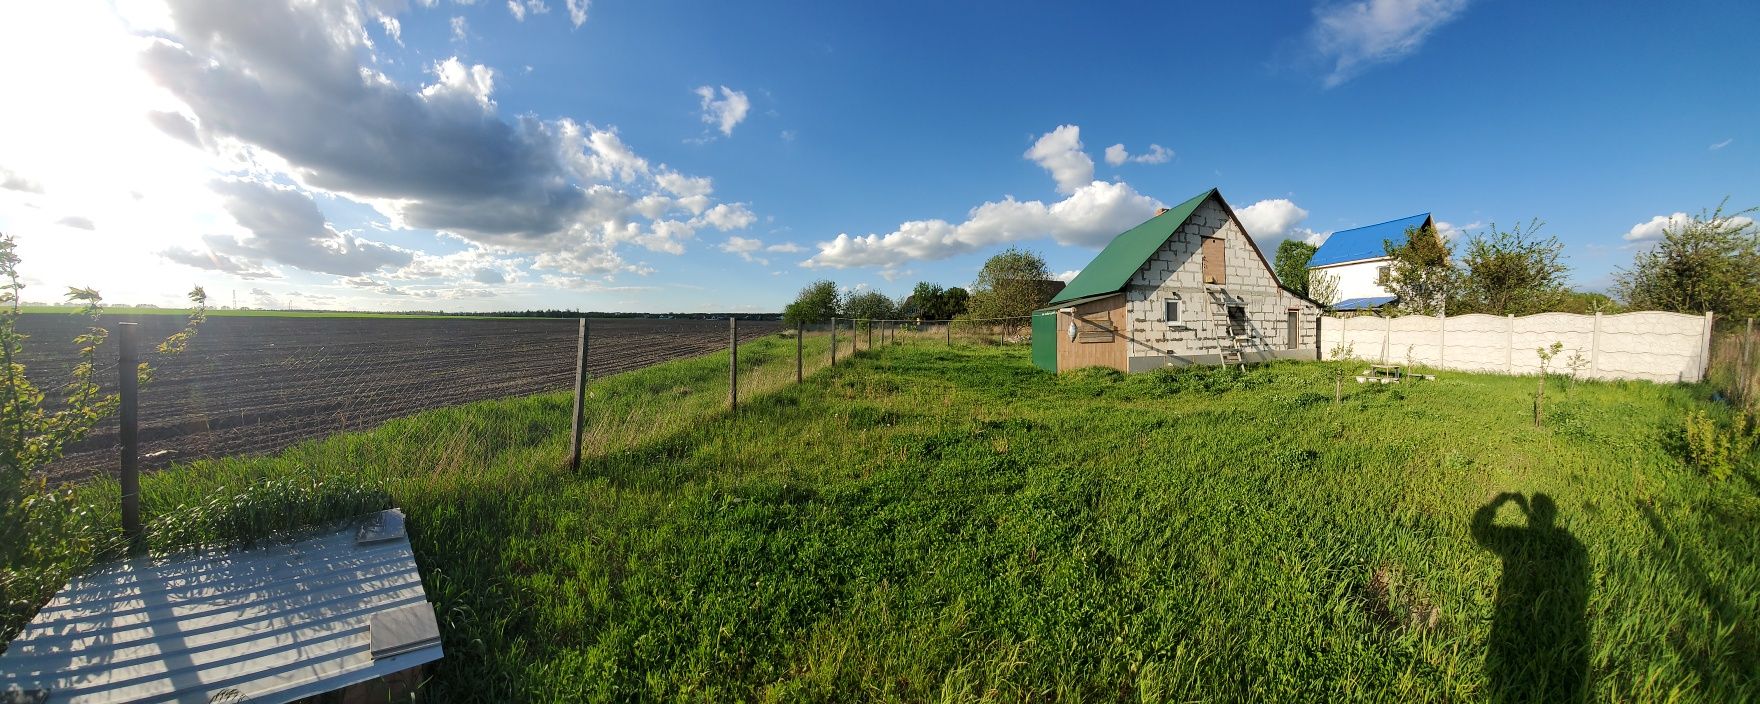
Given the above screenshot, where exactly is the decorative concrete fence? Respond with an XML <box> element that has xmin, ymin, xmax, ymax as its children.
<box><xmin>1319</xmin><ymin>311</ymin><xmax>1715</xmax><ymax>383</ymax></box>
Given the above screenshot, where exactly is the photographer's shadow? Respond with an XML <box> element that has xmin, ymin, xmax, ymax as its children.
<box><xmin>1472</xmin><ymin>492</ymin><xmax>1590</xmax><ymax>703</ymax></box>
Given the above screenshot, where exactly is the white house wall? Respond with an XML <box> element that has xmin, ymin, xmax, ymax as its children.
<box><xmin>1319</xmin><ymin>311</ymin><xmax>1714</xmax><ymax>383</ymax></box>
<box><xmin>1309</xmin><ymin>258</ymin><xmax>1394</xmax><ymax>303</ymax></box>
<box><xmin>1123</xmin><ymin>196</ymin><xmax>1320</xmax><ymax>366</ymax></box>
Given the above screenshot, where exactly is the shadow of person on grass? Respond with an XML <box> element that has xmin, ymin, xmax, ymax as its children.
<box><xmin>1472</xmin><ymin>492</ymin><xmax>1590</xmax><ymax>703</ymax></box>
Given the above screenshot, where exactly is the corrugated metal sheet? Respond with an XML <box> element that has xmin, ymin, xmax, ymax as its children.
<box><xmin>1049</xmin><ymin>189</ymin><xmax>1213</xmax><ymax>305</ymax></box>
<box><xmin>1330</xmin><ymin>295</ymin><xmax>1398</xmax><ymax>311</ymax></box>
<box><xmin>1307</xmin><ymin>213</ymin><xmax>1432</xmax><ymax>268</ymax></box>
<box><xmin>0</xmin><ymin>509</ymin><xmax>442</xmax><ymax>704</ymax></box>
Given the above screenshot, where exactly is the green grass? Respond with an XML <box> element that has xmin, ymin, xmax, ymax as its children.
<box><xmin>26</xmin><ymin>337</ymin><xmax>1760</xmax><ymax>702</ymax></box>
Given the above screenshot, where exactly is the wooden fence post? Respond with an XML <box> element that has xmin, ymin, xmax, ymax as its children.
<box><xmin>1313</xmin><ymin>316</ymin><xmax>1322</xmax><ymax>360</ymax></box>
<box><xmin>569</xmin><ymin>318</ymin><xmax>588</xmax><ymax>471</ymax></box>
<box><xmin>831</xmin><ymin>317</ymin><xmax>837</xmax><ymax>366</ymax></box>
<box><xmin>118</xmin><ymin>322</ymin><xmax>142</xmax><ymax>551</ymax></box>
<box><xmin>867</xmin><ymin>320</ymin><xmax>873</xmax><ymax>350</ymax></box>
<box><xmin>796</xmin><ymin>321</ymin><xmax>803</xmax><ymax>383</ymax></box>
<box><xmin>947</xmin><ymin>320</ymin><xmax>953</xmax><ymax>347</ymax></box>
<box><xmin>729</xmin><ymin>317</ymin><xmax>738</xmax><ymax>412</ymax></box>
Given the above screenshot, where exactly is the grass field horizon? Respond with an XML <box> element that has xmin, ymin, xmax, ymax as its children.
<box><xmin>8</xmin><ymin>336</ymin><xmax>1757</xmax><ymax>701</ymax></box>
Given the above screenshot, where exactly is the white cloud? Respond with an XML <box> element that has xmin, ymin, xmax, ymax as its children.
<box><xmin>765</xmin><ymin>241</ymin><xmax>801</xmax><ymax>253</ymax></box>
<box><xmin>1621</xmin><ymin>213</ymin><xmax>1756</xmax><ymax>243</ymax></box>
<box><xmin>120</xmin><ymin>0</ymin><xmax>754</xmax><ymax>291</ymax></box>
<box><xmin>1104</xmin><ymin>143</ymin><xmax>1173</xmax><ymax>166</ymax></box>
<box><xmin>806</xmin><ymin>180</ymin><xmax>1160</xmax><ymax>269</ymax></box>
<box><xmin>1024</xmin><ymin>125</ymin><xmax>1094</xmax><ymax>195</ymax></box>
<box><xmin>57</xmin><ymin>216</ymin><xmax>96</xmax><ymax>230</ymax></box>
<box><xmin>192</xmin><ymin>179</ymin><xmax>414</xmax><ymax>277</ymax></box>
<box><xmin>807</xmin><ymin>124</ymin><xmax>1165</xmax><ymax>270</ymax></box>
<box><xmin>695</xmin><ymin>85</ymin><xmax>750</xmax><ymax>137</ymax></box>
<box><xmin>1710</xmin><ymin>138</ymin><xmax>1733</xmax><ymax>151</ymax></box>
<box><xmin>507</xmin><ymin>0</ymin><xmax>547</xmax><ymax>21</ymax></box>
<box><xmin>1054</xmin><ymin>269</ymin><xmax>1080</xmax><ymax>282</ymax></box>
<box><xmin>1235</xmin><ymin>198</ymin><xmax>1311</xmax><ymax>242</ymax></box>
<box><xmin>565</xmin><ymin>0</ymin><xmax>588</xmax><ymax>27</ymax></box>
<box><xmin>720</xmin><ymin>235</ymin><xmax>768</xmax><ymax>264</ymax></box>
<box><xmin>1307</xmin><ymin>0</ymin><xmax>1470</xmax><ymax>88</ymax></box>
<box><xmin>450</xmin><ymin>15</ymin><xmax>467</xmax><ymax>41</ymax></box>
<box><xmin>1624</xmin><ymin>213</ymin><xmax>1691</xmax><ymax>242</ymax></box>
<box><xmin>0</xmin><ymin>167</ymin><xmax>44</xmax><ymax>194</ymax></box>
<box><xmin>377</xmin><ymin>16</ymin><xmax>402</xmax><ymax>46</ymax></box>
<box><xmin>1435</xmin><ymin>219</ymin><xmax>1479</xmax><ymax>241</ymax></box>
<box><xmin>700</xmin><ymin>202</ymin><xmax>757</xmax><ymax>231</ymax></box>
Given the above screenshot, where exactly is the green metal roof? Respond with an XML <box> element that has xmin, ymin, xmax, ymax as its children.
<box><xmin>1048</xmin><ymin>189</ymin><xmax>1214</xmax><ymax>305</ymax></box>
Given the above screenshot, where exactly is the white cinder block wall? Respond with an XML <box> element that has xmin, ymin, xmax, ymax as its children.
<box><xmin>1320</xmin><ymin>311</ymin><xmax>1714</xmax><ymax>383</ymax></box>
<box><xmin>1124</xmin><ymin>197</ymin><xmax>1319</xmax><ymax>359</ymax></box>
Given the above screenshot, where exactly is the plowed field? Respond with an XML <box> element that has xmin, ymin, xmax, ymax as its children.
<box><xmin>14</xmin><ymin>315</ymin><xmax>780</xmax><ymax>480</ymax></box>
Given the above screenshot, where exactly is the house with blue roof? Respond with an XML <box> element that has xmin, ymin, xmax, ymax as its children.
<box><xmin>1305</xmin><ymin>213</ymin><xmax>1434</xmax><ymax>311</ymax></box>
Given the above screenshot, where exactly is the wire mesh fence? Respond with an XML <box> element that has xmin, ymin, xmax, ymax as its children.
<box><xmin>14</xmin><ymin>314</ymin><xmax>783</xmax><ymax>482</ymax></box>
<box><xmin>1707</xmin><ymin>318</ymin><xmax>1760</xmax><ymax>410</ymax></box>
<box><xmin>15</xmin><ymin>312</ymin><xmax>1033</xmax><ymax>485</ymax></box>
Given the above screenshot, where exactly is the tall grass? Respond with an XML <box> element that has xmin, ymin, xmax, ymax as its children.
<box><xmin>1707</xmin><ymin>326</ymin><xmax>1760</xmax><ymax>410</ymax></box>
<box><xmin>7</xmin><ymin>333</ymin><xmax>1757</xmax><ymax>702</ymax></box>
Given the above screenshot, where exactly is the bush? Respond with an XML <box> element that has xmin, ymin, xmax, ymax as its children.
<box><xmin>1679</xmin><ymin>409</ymin><xmax>1755</xmax><ymax>481</ymax></box>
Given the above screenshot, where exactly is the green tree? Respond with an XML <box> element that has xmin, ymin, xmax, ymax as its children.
<box><xmin>900</xmin><ymin>282</ymin><xmax>941</xmax><ymax>320</ymax></box>
<box><xmin>966</xmin><ymin>247</ymin><xmax>1053</xmax><ymax>321</ymax></box>
<box><xmin>940</xmin><ymin>287</ymin><xmax>969</xmax><ymax>319</ymax></box>
<box><xmin>1274</xmin><ymin>239</ymin><xmax>1318</xmax><ymax>295</ymax></box>
<box><xmin>1308</xmin><ymin>269</ymin><xmax>1342</xmax><ymax>307</ymax></box>
<box><xmin>1553</xmin><ymin>290</ymin><xmax>1622</xmax><ymax>314</ymax></box>
<box><xmin>781</xmin><ymin>279</ymin><xmax>841</xmax><ymax>326</ymax></box>
<box><xmin>1453</xmin><ymin>220</ymin><xmax>1569</xmax><ymax>315</ymax></box>
<box><xmin>1613</xmin><ymin>201</ymin><xmax>1760</xmax><ymax>320</ymax></box>
<box><xmin>1</xmin><ymin>233</ymin><xmax>206</xmax><ymax>640</ymax></box>
<box><xmin>1384</xmin><ymin>224</ymin><xmax>1455</xmax><ymax>316</ymax></box>
<box><xmin>842</xmin><ymin>290</ymin><xmax>898</xmax><ymax>321</ymax></box>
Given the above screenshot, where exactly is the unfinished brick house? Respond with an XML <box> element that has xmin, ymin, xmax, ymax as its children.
<box><xmin>1031</xmin><ymin>188</ymin><xmax>1322</xmax><ymax>373</ymax></box>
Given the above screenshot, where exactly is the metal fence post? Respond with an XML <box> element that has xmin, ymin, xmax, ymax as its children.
<box><xmin>569</xmin><ymin>318</ymin><xmax>588</xmax><ymax>471</ymax></box>
<box><xmin>796</xmin><ymin>321</ymin><xmax>803</xmax><ymax>383</ymax></box>
<box><xmin>729</xmin><ymin>317</ymin><xmax>738</xmax><ymax>412</ymax></box>
<box><xmin>118</xmin><ymin>322</ymin><xmax>141</xmax><ymax>551</ymax></box>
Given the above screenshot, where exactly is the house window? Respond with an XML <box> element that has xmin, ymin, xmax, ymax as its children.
<box><xmin>1376</xmin><ymin>265</ymin><xmax>1391</xmax><ymax>285</ymax></box>
<box><xmin>1164</xmin><ymin>295</ymin><xmax>1181</xmax><ymax>324</ymax></box>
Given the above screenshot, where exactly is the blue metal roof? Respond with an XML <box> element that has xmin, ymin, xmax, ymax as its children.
<box><xmin>1308</xmin><ymin>213</ymin><xmax>1432</xmax><ymax>268</ymax></box>
<box><xmin>1330</xmin><ymin>295</ymin><xmax>1398</xmax><ymax>311</ymax></box>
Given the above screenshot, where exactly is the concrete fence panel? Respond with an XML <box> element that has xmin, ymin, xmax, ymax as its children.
<box><xmin>1319</xmin><ymin>310</ymin><xmax>1712</xmax><ymax>383</ymax></box>
<box><xmin>1439</xmin><ymin>314</ymin><xmax>1509</xmax><ymax>373</ymax></box>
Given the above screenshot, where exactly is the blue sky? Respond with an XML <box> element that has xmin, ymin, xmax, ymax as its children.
<box><xmin>0</xmin><ymin>0</ymin><xmax>1754</xmax><ymax>312</ymax></box>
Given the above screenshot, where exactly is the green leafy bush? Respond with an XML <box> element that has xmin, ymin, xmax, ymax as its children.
<box><xmin>1680</xmin><ymin>409</ymin><xmax>1755</xmax><ymax>481</ymax></box>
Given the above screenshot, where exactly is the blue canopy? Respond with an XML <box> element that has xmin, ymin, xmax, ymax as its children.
<box><xmin>1330</xmin><ymin>295</ymin><xmax>1397</xmax><ymax>311</ymax></box>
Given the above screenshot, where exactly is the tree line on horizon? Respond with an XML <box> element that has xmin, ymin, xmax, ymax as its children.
<box><xmin>1270</xmin><ymin>200</ymin><xmax>1760</xmax><ymax>322</ymax></box>
<box><xmin>783</xmin><ymin>247</ymin><xmax>1062</xmax><ymax>327</ymax></box>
